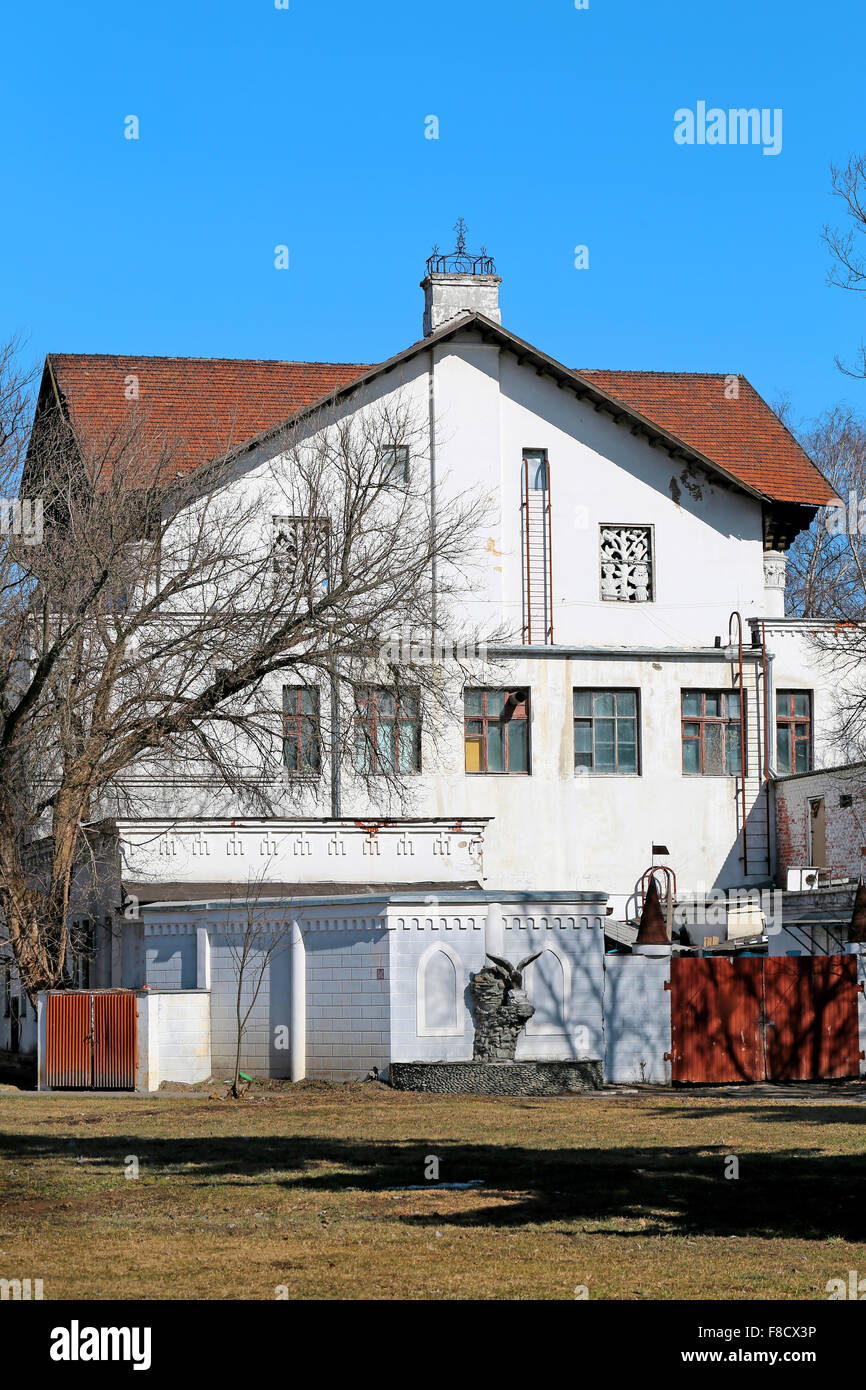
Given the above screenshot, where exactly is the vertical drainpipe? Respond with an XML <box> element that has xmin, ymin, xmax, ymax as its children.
<box><xmin>428</xmin><ymin>349</ymin><xmax>437</xmax><ymax>635</ymax></box>
<box><xmin>763</xmin><ymin>624</ymin><xmax>779</xmax><ymax>882</ymax></box>
<box><xmin>290</xmin><ymin>918</ymin><xmax>306</xmax><ymax>1082</ymax></box>
<box><xmin>330</xmin><ymin>663</ymin><xmax>341</xmax><ymax>819</ymax></box>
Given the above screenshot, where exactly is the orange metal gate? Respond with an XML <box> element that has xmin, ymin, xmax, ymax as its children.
<box><xmin>46</xmin><ymin>991</ymin><xmax>137</xmax><ymax>1090</ymax></box>
<box><xmin>765</xmin><ymin>956</ymin><xmax>860</xmax><ymax>1081</ymax></box>
<box><xmin>670</xmin><ymin>955</ymin><xmax>861</xmax><ymax>1084</ymax></box>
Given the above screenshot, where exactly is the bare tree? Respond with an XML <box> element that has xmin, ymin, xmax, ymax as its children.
<box><xmin>778</xmin><ymin>404</ymin><xmax>866</xmax><ymax>617</ymax></box>
<box><xmin>0</xmin><ymin>338</ymin><xmax>493</xmax><ymax>999</ymax></box>
<box><xmin>220</xmin><ymin>876</ymin><xmax>294</xmax><ymax>1098</ymax></box>
<box><xmin>824</xmin><ymin>153</ymin><xmax>866</xmax><ymax>377</ymax></box>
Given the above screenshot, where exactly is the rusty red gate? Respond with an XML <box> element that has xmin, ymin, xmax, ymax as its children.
<box><xmin>45</xmin><ymin>990</ymin><xmax>137</xmax><ymax>1090</ymax></box>
<box><xmin>669</xmin><ymin>955</ymin><xmax>861</xmax><ymax>1084</ymax></box>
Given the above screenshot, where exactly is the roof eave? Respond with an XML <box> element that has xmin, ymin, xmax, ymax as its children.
<box><xmin>223</xmin><ymin>312</ymin><xmax>812</xmax><ymax>507</ymax></box>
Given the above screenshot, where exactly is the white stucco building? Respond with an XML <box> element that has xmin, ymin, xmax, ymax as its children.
<box><xmin>3</xmin><ymin>240</ymin><xmax>846</xmax><ymax>1085</ymax></box>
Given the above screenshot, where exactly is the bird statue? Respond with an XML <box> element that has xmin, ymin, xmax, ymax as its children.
<box><xmin>484</xmin><ymin>951</ymin><xmax>543</xmax><ymax>990</ymax></box>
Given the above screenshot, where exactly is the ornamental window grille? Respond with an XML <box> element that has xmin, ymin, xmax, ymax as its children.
<box><xmin>599</xmin><ymin>525</ymin><xmax>653</xmax><ymax>602</ymax></box>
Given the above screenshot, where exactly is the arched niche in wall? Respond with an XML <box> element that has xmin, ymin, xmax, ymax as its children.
<box><xmin>416</xmin><ymin>943</ymin><xmax>463</xmax><ymax>1036</ymax></box>
<box><xmin>524</xmin><ymin>946</ymin><xmax>569</xmax><ymax>1035</ymax></box>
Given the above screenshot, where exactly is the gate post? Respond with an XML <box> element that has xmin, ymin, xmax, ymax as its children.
<box><xmin>845</xmin><ymin>943</ymin><xmax>866</xmax><ymax>1077</ymax></box>
<box><xmin>36</xmin><ymin>994</ymin><xmax>47</xmax><ymax>1090</ymax></box>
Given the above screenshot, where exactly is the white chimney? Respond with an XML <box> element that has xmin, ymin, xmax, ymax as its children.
<box><xmin>420</xmin><ymin>220</ymin><xmax>501</xmax><ymax>336</ymax></box>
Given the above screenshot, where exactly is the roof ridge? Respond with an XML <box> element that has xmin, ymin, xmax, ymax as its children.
<box><xmin>48</xmin><ymin>352</ymin><xmax>370</xmax><ymax>369</ymax></box>
<box><xmin>580</xmin><ymin>367</ymin><xmax>744</xmax><ymax>379</ymax></box>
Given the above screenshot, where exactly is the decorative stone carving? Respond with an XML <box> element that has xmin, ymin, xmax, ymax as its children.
<box><xmin>599</xmin><ymin>526</ymin><xmax>653</xmax><ymax>601</ymax></box>
<box><xmin>470</xmin><ymin>951</ymin><xmax>542</xmax><ymax>1061</ymax></box>
<box><xmin>763</xmin><ymin>550</ymin><xmax>787</xmax><ymax>592</ymax></box>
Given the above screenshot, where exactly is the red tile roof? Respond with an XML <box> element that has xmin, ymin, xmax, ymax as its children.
<box><xmin>577</xmin><ymin>369</ymin><xmax>834</xmax><ymax>507</ymax></box>
<box><xmin>46</xmin><ymin>350</ymin><xmax>835</xmax><ymax>508</ymax></box>
<box><xmin>47</xmin><ymin>354</ymin><xmax>369</xmax><ymax>472</ymax></box>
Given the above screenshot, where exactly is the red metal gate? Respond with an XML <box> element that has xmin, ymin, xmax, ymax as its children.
<box><xmin>765</xmin><ymin>956</ymin><xmax>860</xmax><ymax>1081</ymax></box>
<box><xmin>669</xmin><ymin>957</ymin><xmax>764</xmax><ymax>1083</ymax></box>
<box><xmin>45</xmin><ymin>991</ymin><xmax>137</xmax><ymax>1089</ymax></box>
<box><xmin>670</xmin><ymin>955</ymin><xmax>861</xmax><ymax>1084</ymax></box>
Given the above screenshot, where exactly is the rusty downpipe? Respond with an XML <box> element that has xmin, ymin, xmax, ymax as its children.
<box><xmin>728</xmin><ymin>611</ymin><xmax>748</xmax><ymax>876</ymax></box>
<box><xmin>546</xmin><ymin>459</ymin><xmax>554</xmax><ymax>643</ymax></box>
<box><xmin>522</xmin><ymin>453</ymin><xmax>531</xmax><ymax>643</ymax></box>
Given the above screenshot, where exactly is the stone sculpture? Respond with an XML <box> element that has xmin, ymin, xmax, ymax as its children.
<box><xmin>470</xmin><ymin>950</ymin><xmax>543</xmax><ymax>1061</ymax></box>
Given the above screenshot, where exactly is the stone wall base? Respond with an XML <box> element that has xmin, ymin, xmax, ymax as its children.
<box><xmin>389</xmin><ymin>1059</ymin><xmax>603</xmax><ymax>1095</ymax></box>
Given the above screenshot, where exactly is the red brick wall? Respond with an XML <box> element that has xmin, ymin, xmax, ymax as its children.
<box><xmin>775</xmin><ymin>769</ymin><xmax>866</xmax><ymax>883</ymax></box>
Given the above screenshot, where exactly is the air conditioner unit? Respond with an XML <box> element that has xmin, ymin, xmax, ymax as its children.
<box><xmin>786</xmin><ymin>866</ymin><xmax>821</xmax><ymax>891</ymax></box>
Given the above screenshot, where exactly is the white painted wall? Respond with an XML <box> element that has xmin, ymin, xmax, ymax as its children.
<box><xmin>95</xmin><ymin>328</ymin><xmax>842</xmax><ymax>958</ymax></box>
<box><xmin>149</xmin><ymin>991</ymin><xmax>211</xmax><ymax>1085</ymax></box>
<box><xmin>603</xmin><ymin>954</ymin><xmax>672</xmax><ymax>1084</ymax></box>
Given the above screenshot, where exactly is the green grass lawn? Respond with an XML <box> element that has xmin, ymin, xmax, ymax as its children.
<box><xmin>1</xmin><ymin>1082</ymin><xmax>865</xmax><ymax>1300</ymax></box>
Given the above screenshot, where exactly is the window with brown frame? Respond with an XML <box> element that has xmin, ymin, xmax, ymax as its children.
<box><xmin>776</xmin><ymin>690</ymin><xmax>812</xmax><ymax>774</ymax></box>
<box><xmin>464</xmin><ymin>688</ymin><xmax>530</xmax><ymax>774</ymax></box>
<box><xmin>354</xmin><ymin>687</ymin><xmax>421</xmax><ymax>774</ymax></box>
<box><xmin>573</xmin><ymin>689</ymin><xmax>640</xmax><ymax>774</ymax></box>
<box><xmin>681</xmin><ymin>690</ymin><xmax>744</xmax><ymax>777</ymax></box>
<box><xmin>282</xmin><ymin>686</ymin><xmax>321</xmax><ymax>775</ymax></box>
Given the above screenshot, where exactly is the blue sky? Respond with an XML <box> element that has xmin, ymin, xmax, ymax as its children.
<box><xmin>2</xmin><ymin>0</ymin><xmax>865</xmax><ymax>428</ymax></box>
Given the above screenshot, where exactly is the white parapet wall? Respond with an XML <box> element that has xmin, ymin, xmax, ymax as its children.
<box><xmin>137</xmin><ymin>989</ymin><xmax>211</xmax><ymax>1091</ymax></box>
<box><xmin>114</xmin><ymin>817</ymin><xmax>488</xmax><ymax>893</ymax></box>
<box><xmin>603</xmin><ymin>954</ymin><xmax>672</xmax><ymax>1084</ymax></box>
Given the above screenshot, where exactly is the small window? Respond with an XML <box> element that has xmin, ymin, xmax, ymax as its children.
<box><xmin>776</xmin><ymin>690</ymin><xmax>812</xmax><ymax>774</ymax></box>
<box><xmin>2</xmin><ymin>964</ymin><xmax>10</xmax><ymax>1018</ymax></box>
<box><xmin>524</xmin><ymin>448</ymin><xmax>548</xmax><ymax>491</ymax></box>
<box><xmin>600</xmin><ymin>525</ymin><xmax>653</xmax><ymax>602</ymax></box>
<box><xmin>379</xmin><ymin>445</ymin><xmax>409</xmax><ymax>485</ymax></box>
<box><xmin>682</xmin><ymin>690</ymin><xmax>744</xmax><ymax>776</ymax></box>
<box><xmin>573</xmin><ymin>689</ymin><xmax>640</xmax><ymax>774</ymax></box>
<box><xmin>354</xmin><ymin>687</ymin><xmax>421</xmax><ymax>774</ymax></box>
<box><xmin>283</xmin><ymin>686</ymin><xmax>321</xmax><ymax>775</ymax></box>
<box><xmin>464</xmin><ymin>689</ymin><xmax>530</xmax><ymax>774</ymax></box>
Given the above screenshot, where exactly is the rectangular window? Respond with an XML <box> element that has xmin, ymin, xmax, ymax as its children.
<box><xmin>354</xmin><ymin>687</ymin><xmax>421</xmax><ymax>774</ymax></box>
<box><xmin>283</xmin><ymin>686</ymin><xmax>321</xmax><ymax>775</ymax></box>
<box><xmin>682</xmin><ymin>690</ymin><xmax>744</xmax><ymax>776</ymax></box>
<box><xmin>379</xmin><ymin>445</ymin><xmax>409</xmax><ymax>485</ymax></box>
<box><xmin>464</xmin><ymin>688</ymin><xmax>530</xmax><ymax>774</ymax></box>
<box><xmin>573</xmin><ymin>689</ymin><xmax>640</xmax><ymax>774</ymax></box>
<box><xmin>2</xmin><ymin>964</ymin><xmax>9</xmax><ymax>1018</ymax></box>
<box><xmin>776</xmin><ymin>690</ymin><xmax>812</xmax><ymax>774</ymax></box>
<box><xmin>600</xmin><ymin>525</ymin><xmax>653</xmax><ymax>602</ymax></box>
